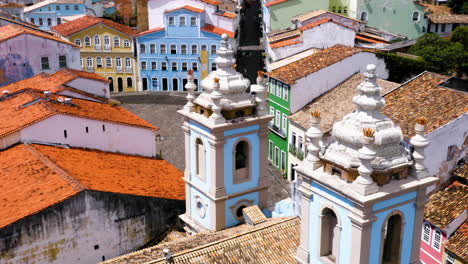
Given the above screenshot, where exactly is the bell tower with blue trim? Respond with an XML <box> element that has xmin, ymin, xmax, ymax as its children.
<box><xmin>178</xmin><ymin>34</ymin><xmax>273</xmax><ymax>233</ymax></box>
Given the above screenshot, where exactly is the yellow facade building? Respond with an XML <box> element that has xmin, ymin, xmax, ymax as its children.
<box><xmin>52</xmin><ymin>16</ymin><xmax>138</xmax><ymax>92</ymax></box>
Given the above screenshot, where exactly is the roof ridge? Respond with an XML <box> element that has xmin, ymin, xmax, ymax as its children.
<box><xmin>25</xmin><ymin>143</ymin><xmax>87</xmax><ymax>191</ymax></box>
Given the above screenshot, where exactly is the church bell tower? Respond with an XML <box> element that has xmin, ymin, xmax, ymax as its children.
<box><xmin>178</xmin><ymin>34</ymin><xmax>273</xmax><ymax>233</ymax></box>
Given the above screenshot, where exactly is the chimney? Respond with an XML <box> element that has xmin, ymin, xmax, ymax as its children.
<box><xmin>2</xmin><ymin>90</ymin><xmax>10</xmax><ymax>97</ymax></box>
<box><xmin>162</xmin><ymin>248</ymin><xmax>173</xmax><ymax>263</ymax></box>
<box><xmin>43</xmin><ymin>91</ymin><xmax>51</xmax><ymax>100</ymax></box>
<box><xmin>65</xmin><ymin>98</ymin><xmax>73</xmax><ymax>105</ymax></box>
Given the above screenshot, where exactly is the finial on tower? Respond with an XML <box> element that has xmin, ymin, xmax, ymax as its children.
<box><xmin>209</xmin><ymin>77</ymin><xmax>225</xmax><ymax>125</ymax></box>
<box><xmin>410</xmin><ymin>117</ymin><xmax>430</xmax><ymax>179</ymax></box>
<box><xmin>352</xmin><ymin>128</ymin><xmax>379</xmax><ymax>195</ymax></box>
<box><xmin>184</xmin><ymin>69</ymin><xmax>197</xmax><ymax>112</ymax></box>
<box><xmin>305</xmin><ymin>109</ymin><xmax>323</xmax><ymax>169</ymax></box>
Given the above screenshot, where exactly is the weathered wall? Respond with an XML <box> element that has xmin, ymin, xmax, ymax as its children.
<box><xmin>67</xmin><ymin>77</ymin><xmax>110</xmax><ymax>98</ymax></box>
<box><xmin>0</xmin><ymin>191</ymin><xmax>184</xmax><ymax>264</ymax></box>
<box><xmin>267</xmin><ymin>0</ymin><xmax>329</xmax><ymax>31</ymax></box>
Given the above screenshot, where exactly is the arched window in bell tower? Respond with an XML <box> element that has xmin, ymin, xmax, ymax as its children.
<box><xmin>381</xmin><ymin>213</ymin><xmax>403</xmax><ymax>264</ymax></box>
<box><xmin>320</xmin><ymin>208</ymin><xmax>340</xmax><ymax>262</ymax></box>
<box><xmin>195</xmin><ymin>138</ymin><xmax>205</xmax><ymax>180</ymax></box>
<box><xmin>234</xmin><ymin>140</ymin><xmax>250</xmax><ymax>183</ymax></box>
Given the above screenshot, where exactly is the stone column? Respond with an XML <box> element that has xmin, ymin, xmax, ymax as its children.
<box><xmin>209</xmin><ymin>77</ymin><xmax>225</xmax><ymax>125</ymax></box>
<box><xmin>305</xmin><ymin>110</ymin><xmax>323</xmax><ymax>170</ymax></box>
<box><xmin>255</xmin><ymin>71</ymin><xmax>268</xmax><ymax>116</ymax></box>
<box><xmin>182</xmin><ymin>121</ymin><xmax>192</xmax><ymax>218</ymax></box>
<box><xmin>352</xmin><ymin>128</ymin><xmax>379</xmax><ymax>195</ymax></box>
<box><xmin>295</xmin><ymin>174</ymin><xmax>313</xmax><ymax>264</ymax></box>
<box><xmin>410</xmin><ymin>118</ymin><xmax>430</xmax><ymax>179</ymax></box>
<box><xmin>184</xmin><ymin>69</ymin><xmax>197</xmax><ymax>112</ymax></box>
<box><xmin>348</xmin><ymin>210</ymin><xmax>376</xmax><ymax>264</ymax></box>
<box><xmin>410</xmin><ymin>189</ymin><xmax>428</xmax><ymax>263</ymax></box>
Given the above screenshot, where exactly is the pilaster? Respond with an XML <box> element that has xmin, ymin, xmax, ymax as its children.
<box><xmin>348</xmin><ymin>210</ymin><xmax>376</xmax><ymax>264</ymax></box>
<box><xmin>410</xmin><ymin>188</ymin><xmax>428</xmax><ymax>263</ymax></box>
<box><xmin>295</xmin><ymin>173</ymin><xmax>313</xmax><ymax>264</ymax></box>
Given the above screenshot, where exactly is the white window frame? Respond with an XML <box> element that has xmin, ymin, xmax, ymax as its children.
<box><xmin>422</xmin><ymin>223</ymin><xmax>431</xmax><ymax>244</ymax></box>
<box><xmin>281</xmin><ymin>151</ymin><xmax>286</xmax><ymax>171</ymax></box>
<box><xmin>282</xmin><ymin>113</ymin><xmax>287</xmax><ymax>132</ymax></box>
<box><xmin>170</xmin><ymin>44</ymin><xmax>177</xmax><ymax>54</ymax></box>
<box><xmin>115</xmin><ymin>57</ymin><xmax>122</xmax><ymax>68</ymax></box>
<box><xmin>151</xmin><ymin>61</ymin><xmax>157</xmax><ymax>70</ymax></box>
<box><xmin>84</xmin><ymin>36</ymin><xmax>91</xmax><ymax>47</ymax></box>
<box><xmin>86</xmin><ymin>56</ymin><xmax>93</xmax><ymax>67</ymax></box>
<box><xmin>182</xmin><ymin>62</ymin><xmax>188</xmax><ymax>71</ymax></box>
<box><xmin>432</xmin><ymin>229</ymin><xmax>442</xmax><ymax>252</ymax></box>
<box><xmin>114</xmin><ymin>36</ymin><xmax>120</xmax><ymax>47</ymax></box>
<box><xmin>446</xmin><ymin>254</ymin><xmax>455</xmax><ymax>264</ymax></box>
<box><xmin>141</xmin><ymin>61</ymin><xmax>147</xmax><ymax>70</ymax></box>
<box><xmin>180</xmin><ymin>16</ymin><xmax>186</xmax><ymax>26</ymax></box>
<box><xmin>172</xmin><ymin>62</ymin><xmax>178</xmax><ymax>71</ymax></box>
<box><xmin>412</xmin><ymin>11</ymin><xmax>420</xmax><ymax>22</ymax></box>
<box><xmin>94</xmin><ymin>35</ymin><xmax>101</xmax><ymax>47</ymax></box>
<box><xmin>106</xmin><ymin>57</ymin><xmax>112</xmax><ymax>68</ymax></box>
<box><xmin>168</xmin><ymin>16</ymin><xmax>175</xmax><ymax>26</ymax></box>
<box><xmin>96</xmin><ymin>56</ymin><xmax>103</xmax><ymax>68</ymax></box>
<box><xmin>275</xmin><ymin>110</ymin><xmax>280</xmax><ymax>127</ymax></box>
<box><xmin>140</xmin><ymin>44</ymin><xmax>146</xmax><ymax>54</ymax></box>
<box><xmin>192</xmin><ymin>62</ymin><xmax>198</xmax><ymax>71</ymax></box>
<box><xmin>210</xmin><ymin>44</ymin><xmax>217</xmax><ymax>55</ymax></box>
<box><xmin>270</xmin><ymin>80</ymin><xmax>276</xmax><ymax>95</ymax></box>
<box><xmin>150</xmin><ymin>44</ymin><xmax>156</xmax><ymax>53</ymax></box>
<box><xmin>276</xmin><ymin>81</ymin><xmax>282</xmax><ymax>97</ymax></box>
<box><xmin>104</xmin><ymin>35</ymin><xmax>110</xmax><ymax>46</ymax></box>
<box><xmin>124</xmin><ymin>39</ymin><xmax>130</xmax><ymax>47</ymax></box>
<box><xmin>160</xmin><ymin>44</ymin><xmax>167</xmax><ymax>54</ymax></box>
<box><xmin>274</xmin><ymin>147</ymin><xmax>280</xmax><ymax>167</ymax></box>
<box><xmin>125</xmin><ymin>57</ymin><xmax>131</xmax><ymax>68</ymax></box>
<box><xmin>191</xmin><ymin>44</ymin><xmax>198</xmax><ymax>54</ymax></box>
<box><xmin>75</xmin><ymin>39</ymin><xmax>81</xmax><ymax>46</ymax></box>
<box><xmin>190</xmin><ymin>16</ymin><xmax>197</xmax><ymax>26</ymax></box>
<box><xmin>282</xmin><ymin>84</ymin><xmax>288</xmax><ymax>100</ymax></box>
<box><xmin>161</xmin><ymin>61</ymin><xmax>168</xmax><ymax>71</ymax></box>
<box><xmin>181</xmin><ymin>44</ymin><xmax>187</xmax><ymax>54</ymax></box>
<box><xmin>361</xmin><ymin>11</ymin><xmax>368</xmax><ymax>22</ymax></box>
<box><xmin>268</xmin><ymin>140</ymin><xmax>273</xmax><ymax>160</ymax></box>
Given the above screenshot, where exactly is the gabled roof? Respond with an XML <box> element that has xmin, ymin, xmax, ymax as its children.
<box><xmin>0</xmin><ymin>24</ymin><xmax>77</xmax><ymax>46</ymax></box>
<box><xmin>298</xmin><ymin>18</ymin><xmax>355</xmax><ymax>32</ymax></box>
<box><xmin>291</xmin><ymin>9</ymin><xmax>364</xmax><ymax>24</ymax></box>
<box><xmin>51</xmin><ymin>15</ymin><xmax>136</xmax><ymax>37</ymax></box>
<box><xmin>201</xmin><ymin>23</ymin><xmax>234</xmax><ymax>38</ymax></box>
<box><xmin>428</xmin><ymin>13</ymin><xmax>468</xmax><ymax>23</ymax></box>
<box><xmin>445</xmin><ymin>221</ymin><xmax>468</xmax><ymax>262</ymax></box>
<box><xmin>214</xmin><ymin>10</ymin><xmax>237</xmax><ymax>19</ymax></box>
<box><xmin>0</xmin><ymin>143</ymin><xmax>184</xmax><ymax>228</ymax></box>
<box><xmin>266</xmin><ymin>45</ymin><xmax>363</xmax><ymax>84</ymax></box>
<box><xmin>0</xmin><ymin>90</ymin><xmax>157</xmax><ymax>138</ymax></box>
<box><xmin>382</xmin><ymin>72</ymin><xmax>468</xmax><ymax>138</ymax></box>
<box><xmin>452</xmin><ymin>162</ymin><xmax>467</xmax><ymax>180</ymax></box>
<box><xmin>24</xmin><ymin>0</ymin><xmax>84</xmax><ymax>13</ymax></box>
<box><xmin>137</xmin><ymin>27</ymin><xmax>165</xmax><ymax>37</ymax></box>
<box><xmin>199</xmin><ymin>0</ymin><xmax>221</xmax><ymax>5</ymax></box>
<box><xmin>101</xmin><ymin>217</ymin><xmax>300</xmax><ymax>264</ymax></box>
<box><xmin>0</xmin><ymin>10</ymin><xmax>38</xmax><ymax>29</ymax></box>
<box><xmin>270</xmin><ymin>38</ymin><xmax>301</xmax><ymax>49</ymax></box>
<box><xmin>165</xmin><ymin>5</ymin><xmax>205</xmax><ymax>14</ymax></box>
<box><xmin>0</xmin><ymin>2</ymin><xmax>25</xmax><ymax>8</ymax></box>
<box><xmin>424</xmin><ymin>181</ymin><xmax>468</xmax><ymax>230</ymax></box>
<box><xmin>265</xmin><ymin>0</ymin><xmax>289</xmax><ymax>7</ymax></box>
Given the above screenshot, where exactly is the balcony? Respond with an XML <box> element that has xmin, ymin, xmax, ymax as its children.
<box><xmin>95</xmin><ymin>45</ymin><xmax>101</xmax><ymax>50</ymax></box>
<box><xmin>268</xmin><ymin>122</ymin><xmax>286</xmax><ymax>138</ymax></box>
<box><xmin>116</xmin><ymin>67</ymin><xmax>123</xmax><ymax>73</ymax></box>
<box><xmin>104</xmin><ymin>45</ymin><xmax>111</xmax><ymax>50</ymax></box>
<box><xmin>125</xmin><ymin>67</ymin><xmax>133</xmax><ymax>73</ymax></box>
<box><xmin>86</xmin><ymin>66</ymin><xmax>94</xmax><ymax>73</ymax></box>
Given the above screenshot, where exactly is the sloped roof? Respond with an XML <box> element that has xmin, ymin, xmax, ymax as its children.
<box><xmin>291</xmin><ymin>9</ymin><xmax>364</xmax><ymax>23</ymax></box>
<box><xmin>382</xmin><ymin>72</ymin><xmax>468</xmax><ymax>138</ymax></box>
<box><xmin>0</xmin><ymin>90</ymin><xmax>157</xmax><ymax>138</ymax></box>
<box><xmin>424</xmin><ymin>181</ymin><xmax>468</xmax><ymax>230</ymax></box>
<box><xmin>270</xmin><ymin>38</ymin><xmax>301</xmax><ymax>49</ymax></box>
<box><xmin>165</xmin><ymin>5</ymin><xmax>205</xmax><ymax>14</ymax></box>
<box><xmin>452</xmin><ymin>162</ymin><xmax>467</xmax><ymax>180</ymax></box>
<box><xmin>101</xmin><ymin>217</ymin><xmax>300</xmax><ymax>264</ymax></box>
<box><xmin>137</xmin><ymin>27</ymin><xmax>165</xmax><ymax>37</ymax></box>
<box><xmin>214</xmin><ymin>10</ymin><xmax>237</xmax><ymax>19</ymax></box>
<box><xmin>0</xmin><ymin>10</ymin><xmax>38</xmax><ymax>29</ymax></box>
<box><xmin>201</xmin><ymin>23</ymin><xmax>234</xmax><ymax>38</ymax></box>
<box><xmin>265</xmin><ymin>0</ymin><xmax>289</xmax><ymax>7</ymax></box>
<box><xmin>0</xmin><ymin>143</ymin><xmax>184</xmax><ymax>228</ymax></box>
<box><xmin>266</xmin><ymin>45</ymin><xmax>363</xmax><ymax>84</ymax></box>
<box><xmin>444</xmin><ymin>221</ymin><xmax>468</xmax><ymax>262</ymax></box>
<box><xmin>428</xmin><ymin>13</ymin><xmax>468</xmax><ymax>23</ymax></box>
<box><xmin>0</xmin><ymin>3</ymin><xmax>25</xmax><ymax>8</ymax></box>
<box><xmin>0</xmin><ymin>24</ymin><xmax>77</xmax><ymax>46</ymax></box>
<box><xmin>51</xmin><ymin>15</ymin><xmax>136</xmax><ymax>37</ymax></box>
<box><xmin>24</xmin><ymin>0</ymin><xmax>84</xmax><ymax>13</ymax></box>
<box><xmin>289</xmin><ymin>73</ymin><xmax>400</xmax><ymax>131</ymax></box>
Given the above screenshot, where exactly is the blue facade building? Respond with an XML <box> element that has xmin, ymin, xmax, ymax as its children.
<box><xmin>24</xmin><ymin>0</ymin><xmax>86</xmax><ymax>30</ymax></box>
<box><xmin>136</xmin><ymin>5</ymin><xmax>234</xmax><ymax>92</ymax></box>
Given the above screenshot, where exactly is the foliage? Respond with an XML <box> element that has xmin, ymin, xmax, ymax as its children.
<box><xmin>447</xmin><ymin>0</ymin><xmax>468</xmax><ymax>14</ymax></box>
<box><xmin>408</xmin><ymin>33</ymin><xmax>467</xmax><ymax>75</ymax></box>
<box><xmin>451</xmin><ymin>26</ymin><xmax>468</xmax><ymax>50</ymax></box>
<box><xmin>375</xmin><ymin>52</ymin><xmax>429</xmax><ymax>83</ymax></box>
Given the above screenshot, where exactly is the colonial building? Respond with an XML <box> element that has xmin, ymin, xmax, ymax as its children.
<box><xmin>24</xmin><ymin>0</ymin><xmax>87</xmax><ymax>30</ymax></box>
<box><xmin>52</xmin><ymin>16</ymin><xmax>138</xmax><ymax>93</ymax></box>
<box><xmin>136</xmin><ymin>5</ymin><xmax>234</xmax><ymax>91</ymax></box>
<box><xmin>0</xmin><ymin>2</ymin><xmax>24</xmax><ymax>18</ymax></box>
<box><xmin>427</xmin><ymin>13</ymin><xmax>468</xmax><ymax>37</ymax></box>
<box><xmin>265</xmin><ymin>45</ymin><xmax>387</xmax><ymax>177</ymax></box>
<box><xmin>294</xmin><ymin>64</ymin><xmax>438</xmax><ymax>264</ymax></box>
<box><xmin>0</xmin><ymin>24</ymin><xmax>80</xmax><ymax>86</ymax></box>
<box><xmin>177</xmin><ymin>34</ymin><xmax>272</xmax><ymax>232</ymax></box>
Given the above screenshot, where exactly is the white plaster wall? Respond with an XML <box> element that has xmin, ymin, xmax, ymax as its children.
<box><xmin>423</xmin><ymin>114</ymin><xmax>467</xmax><ymax>182</ymax></box>
<box><xmin>21</xmin><ymin>115</ymin><xmax>157</xmax><ymax>157</ymax></box>
<box><xmin>147</xmin><ymin>0</ymin><xmax>236</xmax><ymax>32</ymax></box>
<box><xmin>0</xmin><ymin>132</ymin><xmax>20</xmax><ymax>149</ymax></box>
<box><xmin>0</xmin><ymin>34</ymin><xmax>80</xmax><ymax>76</ymax></box>
<box><xmin>290</xmin><ymin>52</ymin><xmax>388</xmax><ymax>113</ymax></box>
<box><xmin>269</xmin><ymin>23</ymin><xmax>356</xmax><ymax>62</ymax></box>
<box><xmin>67</xmin><ymin>78</ymin><xmax>110</xmax><ymax>98</ymax></box>
<box><xmin>287</xmin><ymin>121</ymin><xmax>307</xmax><ymax>181</ymax></box>
<box><xmin>296</xmin><ymin>12</ymin><xmax>364</xmax><ymax>32</ymax></box>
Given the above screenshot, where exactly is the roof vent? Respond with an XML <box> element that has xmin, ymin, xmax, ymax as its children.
<box><xmin>65</xmin><ymin>98</ymin><xmax>73</xmax><ymax>105</ymax></box>
<box><xmin>162</xmin><ymin>248</ymin><xmax>173</xmax><ymax>263</ymax></box>
<box><xmin>43</xmin><ymin>90</ymin><xmax>51</xmax><ymax>100</ymax></box>
<box><xmin>2</xmin><ymin>90</ymin><xmax>10</xmax><ymax>97</ymax></box>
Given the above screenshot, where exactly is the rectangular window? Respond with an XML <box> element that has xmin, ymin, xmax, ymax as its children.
<box><xmin>269</xmin><ymin>140</ymin><xmax>273</xmax><ymax>160</ymax></box>
<box><xmin>446</xmin><ymin>254</ymin><xmax>455</xmax><ymax>264</ymax></box>
<box><xmin>191</xmin><ymin>16</ymin><xmax>197</xmax><ymax>26</ymax></box>
<box><xmin>435</xmin><ymin>24</ymin><xmax>439</xmax><ymax>32</ymax></box>
<box><xmin>422</xmin><ymin>224</ymin><xmax>431</xmax><ymax>244</ymax></box>
<box><xmin>282</xmin><ymin>114</ymin><xmax>287</xmax><ymax>132</ymax></box>
<box><xmin>150</xmin><ymin>44</ymin><xmax>156</xmax><ymax>53</ymax></box>
<box><xmin>47</xmin><ymin>18</ymin><xmax>52</xmax><ymax>26</ymax></box>
<box><xmin>292</xmin><ymin>132</ymin><xmax>296</xmax><ymax>145</ymax></box>
<box><xmin>170</xmin><ymin>44</ymin><xmax>177</xmax><ymax>54</ymax></box>
<box><xmin>161</xmin><ymin>61</ymin><xmax>167</xmax><ymax>71</ymax></box>
<box><xmin>282</xmin><ymin>84</ymin><xmax>288</xmax><ymax>100</ymax></box>
<box><xmin>432</xmin><ymin>230</ymin><xmax>442</xmax><ymax>251</ymax></box>
<box><xmin>30</xmin><ymin>18</ymin><xmax>35</xmax><ymax>24</ymax></box>
<box><xmin>74</xmin><ymin>5</ymin><xmax>79</xmax><ymax>10</ymax></box>
<box><xmin>210</xmin><ymin>45</ymin><xmax>217</xmax><ymax>54</ymax></box>
<box><xmin>211</xmin><ymin>62</ymin><xmax>216</xmax><ymax>71</ymax></box>
<box><xmin>181</xmin><ymin>44</ymin><xmax>187</xmax><ymax>54</ymax></box>
<box><xmin>275</xmin><ymin>110</ymin><xmax>280</xmax><ymax>127</ymax></box>
<box><xmin>59</xmin><ymin>55</ymin><xmax>67</xmax><ymax>68</ymax></box>
<box><xmin>152</xmin><ymin>78</ymin><xmax>158</xmax><ymax>88</ymax></box>
<box><xmin>192</xmin><ymin>62</ymin><xmax>198</xmax><ymax>71</ymax></box>
<box><xmin>151</xmin><ymin>61</ymin><xmax>157</xmax><ymax>70</ymax></box>
<box><xmin>172</xmin><ymin>62</ymin><xmax>178</xmax><ymax>71</ymax></box>
<box><xmin>160</xmin><ymin>44</ymin><xmax>166</xmax><ymax>54</ymax></box>
<box><xmin>180</xmin><ymin>16</ymin><xmax>186</xmax><ymax>26</ymax></box>
<box><xmin>298</xmin><ymin>136</ymin><xmax>303</xmax><ymax>151</ymax></box>
<box><xmin>275</xmin><ymin>147</ymin><xmax>279</xmax><ymax>167</ymax></box>
<box><xmin>168</xmin><ymin>16</ymin><xmax>175</xmax><ymax>25</ymax></box>
<box><xmin>56</xmin><ymin>5</ymin><xmax>61</xmax><ymax>10</ymax></box>
<box><xmin>141</xmin><ymin>61</ymin><xmax>147</xmax><ymax>70</ymax></box>
<box><xmin>441</xmin><ymin>24</ymin><xmax>446</xmax><ymax>32</ymax></box>
<box><xmin>39</xmin><ymin>18</ymin><xmax>43</xmax><ymax>26</ymax></box>
<box><xmin>270</xmin><ymin>80</ymin><xmax>275</xmax><ymax>95</ymax></box>
<box><xmin>65</xmin><ymin>5</ymin><xmax>70</xmax><ymax>10</ymax></box>
<box><xmin>106</xmin><ymin>57</ymin><xmax>112</xmax><ymax>67</ymax></box>
<box><xmin>276</xmin><ymin>81</ymin><xmax>282</xmax><ymax>97</ymax></box>
<box><xmin>182</xmin><ymin>62</ymin><xmax>188</xmax><ymax>71</ymax></box>
<box><xmin>201</xmin><ymin>45</ymin><xmax>207</xmax><ymax>51</ymax></box>
<box><xmin>281</xmin><ymin>151</ymin><xmax>286</xmax><ymax>171</ymax></box>
<box><xmin>41</xmin><ymin>57</ymin><xmax>50</xmax><ymax>70</ymax></box>
<box><xmin>191</xmin><ymin>45</ymin><xmax>198</xmax><ymax>54</ymax></box>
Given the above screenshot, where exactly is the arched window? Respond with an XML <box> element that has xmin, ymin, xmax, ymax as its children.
<box><xmin>104</xmin><ymin>35</ymin><xmax>110</xmax><ymax>48</ymax></box>
<box><xmin>412</xmin><ymin>11</ymin><xmax>420</xmax><ymax>22</ymax></box>
<box><xmin>106</xmin><ymin>57</ymin><xmax>112</xmax><ymax>68</ymax></box>
<box><xmin>84</xmin><ymin>36</ymin><xmax>91</xmax><ymax>46</ymax></box>
<box><xmin>86</xmin><ymin>56</ymin><xmax>93</xmax><ymax>67</ymax></box>
<box><xmin>320</xmin><ymin>208</ymin><xmax>340</xmax><ymax>262</ymax></box>
<box><xmin>234</xmin><ymin>140</ymin><xmax>249</xmax><ymax>183</ymax></box>
<box><xmin>108</xmin><ymin>77</ymin><xmax>114</xmax><ymax>92</ymax></box>
<box><xmin>96</xmin><ymin>56</ymin><xmax>102</xmax><ymax>68</ymax></box>
<box><xmin>124</xmin><ymin>39</ymin><xmax>130</xmax><ymax>47</ymax></box>
<box><xmin>114</xmin><ymin>36</ymin><xmax>120</xmax><ymax>47</ymax></box>
<box><xmin>126</xmin><ymin>77</ymin><xmax>133</xmax><ymax>88</ymax></box>
<box><xmin>433</xmin><ymin>230</ymin><xmax>441</xmax><ymax>251</ymax></box>
<box><xmin>115</xmin><ymin>57</ymin><xmax>122</xmax><ymax>68</ymax></box>
<box><xmin>125</xmin><ymin>57</ymin><xmax>131</xmax><ymax>68</ymax></box>
<box><xmin>361</xmin><ymin>11</ymin><xmax>368</xmax><ymax>22</ymax></box>
<box><xmin>195</xmin><ymin>138</ymin><xmax>205</xmax><ymax>180</ymax></box>
<box><xmin>422</xmin><ymin>223</ymin><xmax>431</xmax><ymax>243</ymax></box>
<box><xmin>75</xmin><ymin>39</ymin><xmax>81</xmax><ymax>46</ymax></box>
<box><xmin>382</xmin><ymin>214</ymin><xmax>403</xmax><ymax>263</ymax></box>
<box><xmin>94</xmin><ymin>35</ymin><xmax>100</xmax><ymax>46</ymax></box>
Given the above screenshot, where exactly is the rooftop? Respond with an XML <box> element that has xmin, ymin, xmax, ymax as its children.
<box><xmin>291</xmin><ymin>9</ymin><xmax>364</xmax><ymax>23</ymax></box>
<box><xmin>266</xmin><ymin>45</ymin><xmax>363</xmax><ymax>85</ymax></box>
<box><xmin>428</xmin><ymin>13</ymin><xmax>468</xmax><ymax>23</ymax></box>
<box><xmin>424</xmin><ymin>181</ymin><xmax>468</xmax><ymax>230</ymax></box>
<box><xmin>0</xmin><ymin>2</ymin><xmax>25</xmax><ymax>8</ymax></box>
<box><xmin>101</xmin><ymin>217</ymin><xmax>300</xmax><ymax>264</ymax></box>
<box><xmin>201</xmin><ymin>23</ymin><xmax>234</xmax><ymax>38</ymax></box>
<box><xmin>289</xmin><ymin>73</ymin><xmax>400</xmax><ymax>131</ymax></box>
<box><xmin>165</xmin><ymin>5</ymin><xmax>205</xmax><ymax>14</ymax></box>
<box><xmin>0</xmin><ymin>24</ymin><xmax>76</xmax><ymax>46</ymax></box>
<box><xmin>382</xmin><ymin>72</ymin><xmax>467</xmax><ymax>138</ymax></box>
<box><xmin>24</xmin><ymin>0</ymin><xmax>84</xmax><ymax>13</ymax></box>
<box><xmin>0</xmin><ymin>143</ymin><xmax>184</xmax><ymax>228</ymax></box>
<box><xmin>0</xmin><ymin>90</ymin><xmax>157</xmax><ymax>139</ymax></box>
<box><xmin>51</xmin><ymin>15</ymin><xmax>136</xmax><ymax>37</ymax></box>
<box><xmin>265</xmin><ymin>0</ymin><xmax>289</xmax><ymax>8</ymax></box>
<box><xmin>452</xmin><ymin>162</ymin><xmax>467</xmax><ymax>180</ymax></box>
<box><xmin>444</xmin><ymin>221</ymin><xmax>468</xmax><ymax>262</ymax></box>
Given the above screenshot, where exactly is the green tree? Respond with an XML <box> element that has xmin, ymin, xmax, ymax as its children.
<box><xmin>409</xmin><ymin>33</ymin><xmax>467</xmax><ymax>75</ymax></box>
<box><xmin>451</xmin><ymin>26</ymin><xmax>468</xmax><ymax>50</ymax></box>
<box><xmin>447</xmin><ymin>0</ymin><xmax>468</xmax><ymax>14</ymax></box>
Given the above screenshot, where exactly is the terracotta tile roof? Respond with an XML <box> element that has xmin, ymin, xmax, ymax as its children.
<box><xmin>421</xmin><ymin>3</ymin><xmax>452</xmax><ymax>15</ymax></box>
<box><xmin>424</xmin><ymin>181</ymin><xmax>468</xmax><ymax>230</ymax></box>
<box><xmin>165</xmin><ymin>5</ymin><xmax>205</xmax><ymax>14</ymax></box>
<box><xmin>356</xmin><ymin>35</ymin><xmax>387</xmax><ymax>44</ymax></box>
<box><xmin>51</xmin><ymin>15</ymin><xmax>136</xmax><ymax>37</ymax></box>
<box><xmin>292</xmin><ymin>9</ymin><xmax>364</xmax><ymax>23</ymax></box>
<box><xmin>199</xmin><ymin>0</ymin><xmax>221</xmax><ymax>5</ymax></box>
<box><xmin>101</xmin><ymin>217</ymin><xmax>300</xmax><ymax>264</ymax></box>
<box><xmin>289</xmin><ymin>73</ymin><xmax>400</xmax><ymax>131</ymax></box>
<box><xmin>266</xmin><ymin>45</ymin><xmax>363</xmax><ymax>85</ymax></box>
<box><xmin>0</xmin><ymin>143</ymin><xmax>184</xmax><ymax>228</ymax></box>
<box><xmin>428</xmin><ymin>13</ymin><xmax>468</xmax><ymax>24</ymax></box>
<box><xmin>214</xmin><ymin>10</ymin><xmax>237</xmax><ymax>19</ymax></box>
<box><xmin>137</xmin><ymin>27</ymin><xmax>165</xmax><ymax>37</ymax></box>
<box><xmin>270</xmin><ymin>38</ymin><xmax>302</xmax><ymax>49</ymax></box>
<box><xmin>267</xmin><ymin>28</ymin><xmax>301</xmax><ymax>43</ymax></box>
<box><xmin>0</xmin><ymin>90</ymin><xmax>157</xmax><ymax>138</ymax></box>
<box><xmin>452</xmin><ymin>162</ymin><xmax>467</xmax><ymax>179</ymax></box>
<box><xmin>0</xmin><ymin>24</ymin><xmax>77</xmax><ymax>46</ymax></box>
<box><xmin>24</xmin><ymin>0</ymin><xmax>84</xmax><ymax>12</ymax></box>
<box><xmin>265</xmin><ymin>0</ymin><xmax>289</xmax><ymax>7</ymax></box>
<box><xmin>0</xmin><ymin>2</ymin><xmax>25</xmax><ymax>8</ymax></box>
<box><xmin>201</xmin><ymin>23</ymin><xmax>234</xmax><ymax>38</ymax></box>
<box><xmin>0</xmin><ymin>10</ymin><xmax>38</xmax><ymax>29</ymax></box>
<box><xmin>444</xmin><ymin>221</ymin><xmax>468</xmax><ymax>262</ymax></box>
<box><xmin>382</xmin><ymin>72</ymin><xmax>468</xmax><ymax>138</ymax></box>
<box><xmin>243</xmin><ymin>205</ymin><xmax>268</xmax><ymax>225</ymax></box>
<box><xmin>298</xmin><ymin>18</ymin><xmax>354</xmax><ymax>32</ymax></box>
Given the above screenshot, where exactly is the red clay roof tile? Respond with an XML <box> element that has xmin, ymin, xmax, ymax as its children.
<box><xmin>165</xmin><ymin>5</ymin><xmax>205</xmax><ymax>14</ymax></box>
<box><xmin>265</xmin><ymin>0</ymin><xmax>289</xmax><ymax>7</ymax></box>
<box><xmin>201</xmin><ymin>23</ymin><xmax>234</xmax><ymax>38</ymax></box>
<box><xmin>270</xmin><ymin>38</ymin><xmax>302</xmax><ymax>49</ymax></box>
<box><xmin>51</xmin><ymin>15</ymin><xmax>136</xmax><ymax>37</ymax></box>
<box><xmin>0</xmin><ymin>24</ymin><xmax>77</xmax><ymax>46</ymax></box>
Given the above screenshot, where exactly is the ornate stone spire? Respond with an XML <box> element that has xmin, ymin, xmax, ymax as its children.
<box><xmin>305</xmin><ymin>110</ymin><xmax>323</xmax><ymax>169</ymax></box>
<box><xmin>252</xmin><ymin>71</ymin><xmax>268</xmax><ymax>116</ymax></box>
<box><xmin>410</xmin><ymin>117</ymin><xmax>430</xmax><ymax>179</ymax></box>
<box><xmin>352</xmin><ymin>128</ymin><xmax>379</xmax><ymax>195</ymax></box>
<box><xmin>184</xmin><ymin>69</ymin><xmax>197</xmax><ymax>112</ymax></box>
<box><xmin>209</xmin><ymin>77</ymin><xmax>225</xmax><ymax>125</ymax></box>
